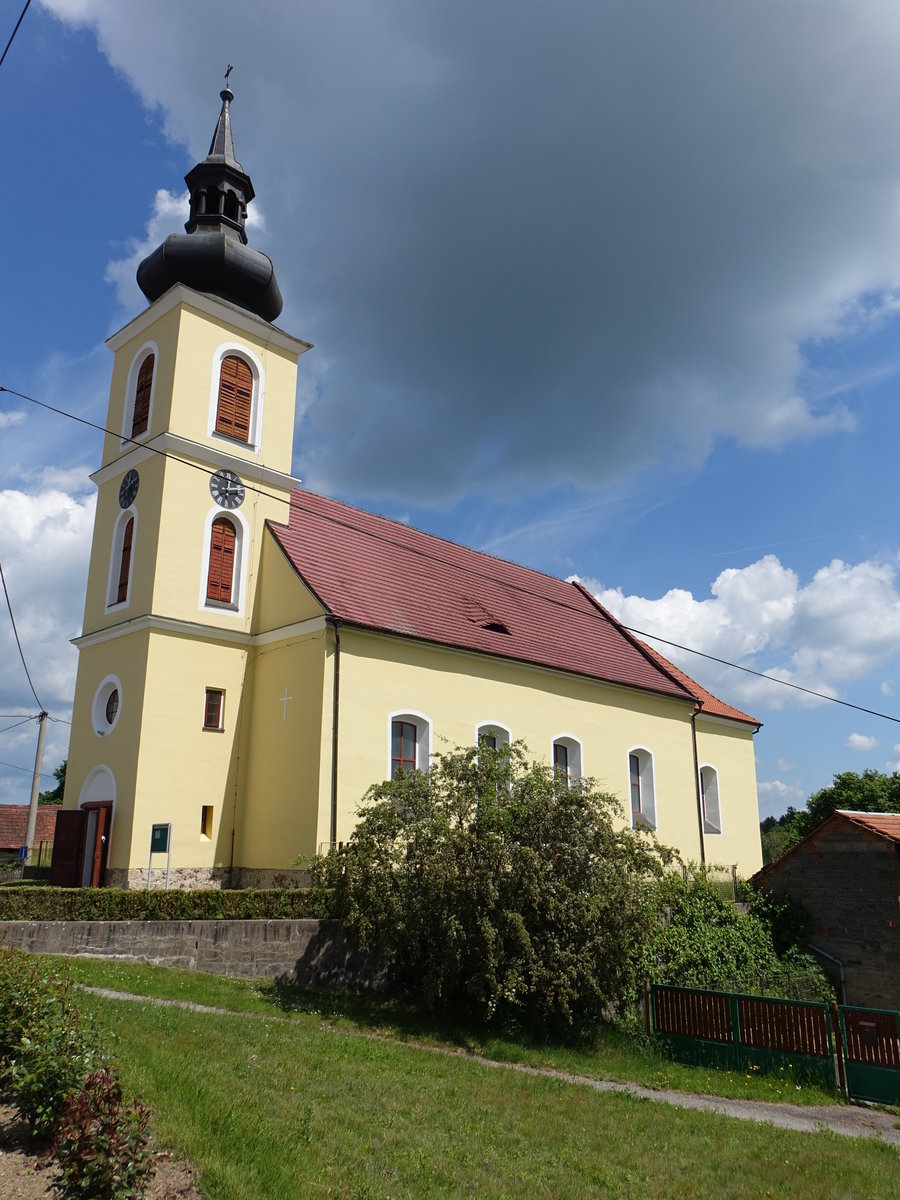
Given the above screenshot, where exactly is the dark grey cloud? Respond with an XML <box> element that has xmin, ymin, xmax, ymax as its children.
<box><xmin>49</xmin><ymin>0</ymin><xmax>900</xmax><ymax>501</ymax></box>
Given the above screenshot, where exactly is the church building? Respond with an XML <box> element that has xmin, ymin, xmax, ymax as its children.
<box><xmin>54</xmin><ymin>87</ymin><xmax>764</xmax><ymax>889</ymax></box>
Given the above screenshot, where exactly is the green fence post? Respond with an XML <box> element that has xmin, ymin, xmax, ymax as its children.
<box><xmin>729</xmin><ymin>990</ymin><xmax>742</xmax><ymax>1072</ymax></box>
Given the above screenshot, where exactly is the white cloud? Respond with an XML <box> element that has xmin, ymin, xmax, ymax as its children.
<box><xmin>757</xmin><ymin>779</ymin><xmax>806</xmax><ymax>806</ymax></box>
<box><xmin>0</xmin><ymin>488</ymin><xmax>95</xmax><ymax>715</ymax></box>
<box><xmin>104</xmin><ymin>189</ymin><xmax>188</xmax><ymax>314</ymax></box>
<box><xmin>881</xmin><ymin>681</ymin><xmax>894</xmax><ymax>696</ymax></box>
<box><xmin>0</xmin><ymin>412</ymin><xmax>25</xmax><ymax>430</ymax></box>
<box><xmin>37</xmin><ymin>0</ymin><xmax>900</xmax><ymax>502</ymax></box>
<box><xmin>776</xmin><ymin>757</ymin><xmax>796</xmax><ymax>773</ymax></box>
<box><xmin>583</xmin><ymin>552</ymin><xmax>900</xmax><ymax>713</ymax></box>
<box><xmin>846</xmin><ymin>733</ymin><xmax>877</xmax><ymax>752</ymax></box>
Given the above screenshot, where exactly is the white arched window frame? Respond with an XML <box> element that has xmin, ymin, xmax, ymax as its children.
<box><xmin>77</xmin><ymin>766</ymin><xmax>116</xmax><ymax>888</ymax></box>
<box><xmin>207</xmin><ymin>342</ymin><xmax>266</xmax><ymax>451</ymax></box>
<box><xmin>627</xmin><ymin>746</ymin><xmax>657</xmax><ymax>830</ymax></box>
<box><xmin>551</xmin><ymin>733</ymin><xmax>583</xmax><ymax>783</ymax></box>
<box><xmin>91</xmin><ymin>675</ymin><xmax>123</xmax><ymax>738</ymax></box>
<box><xmin>699</xmin><ymin>764</ymin><xmax>722</xmax><ymax>835</ymax></box>
<box><xmin>120</xmin><ymin>341</ymin><xmax>158</xmax><ymax>444</ymax></box>
<box><xmin>387</xmin><ymin>710</ymin><xmax>432</xmax><ymax>779</ymax></box>
<box><xmin>198</xmin><ymin>506</ymin><xmax>249</xmax><ymax>617</ymax></box>
<box><xmin>106</xmin><ymin>506</ymin><xmax>137</xmax><ymax>610</ymax></box>
<box><xmin>475</xmin><ymin>721</ymin><xmax>512</xmax><ymax>751</ymax></box>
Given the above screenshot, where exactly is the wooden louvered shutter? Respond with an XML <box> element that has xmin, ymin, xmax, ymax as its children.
<box><xmin>215</xmin><ymin>355</ymin><xmax>253</xmax><ymax>442</ymax></box>
<box><xmin>206</xmin><ymin>517</ymin><xmax>236</xmax><ymax>603</ymax></box>
<box><xmin>116</xmin><ymin>516</ymin><xmax>134</xmax><ymax>604</ymax></box>
<box><xmin>131</xmin><ymin>354</ymin><xmax>154</xmax><ymax>437</ymax></box>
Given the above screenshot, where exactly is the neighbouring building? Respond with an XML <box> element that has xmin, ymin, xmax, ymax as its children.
<box><xmin>0</xmin><ymin>805</ymin><xmax>59</xmax><ymax>866</ymax></box>
<box><xmin>54</xmin><ymin>86</ymin><xmax>764</xmax><ymax>890</ymax></box>
<box><xmin>754</xmin><ymin>810</ymin><xmax>900</xmax><ymax>1009</ymax></box>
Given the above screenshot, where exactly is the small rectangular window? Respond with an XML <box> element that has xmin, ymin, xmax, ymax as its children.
<box><xmin>553</xmin><ymin>741</ymin><xmax>569</xmax><ymax>780</ymax></box>
<box><xmin>200</xmin><ymin>805</ymin><xmax>214</xmax><ymax>839</ymax></box>
<box><xmin>204</xmin><ymin>688</ymin><xmax>224</xmax><ymax>730</ymax></box>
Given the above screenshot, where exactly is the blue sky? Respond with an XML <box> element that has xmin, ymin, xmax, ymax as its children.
<box><xmin>3</xmin><ymin>1</ymin><xmax>900</xmax><ymax>821</ymax></box>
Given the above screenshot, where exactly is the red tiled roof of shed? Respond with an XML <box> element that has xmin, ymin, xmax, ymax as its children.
<box><xmin>0</xmin><ymin>805</ymin><xmax>60</xmax><ymax>850</ymax></box>
<box><xmin>835</xmin><ymin>810</ymin><xmax>900</xmax><ymax>843</ymax></box>
<box><xmin>268</xmin><ymin>490</ymin><xmax>752</xmax><ymax>717</ymax></box>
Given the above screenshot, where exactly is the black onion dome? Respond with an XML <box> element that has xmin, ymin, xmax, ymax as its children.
<box><xmin>137</xmin><ymin>82</ymin><xmax>283</xmax><ymax>322</ymax></box>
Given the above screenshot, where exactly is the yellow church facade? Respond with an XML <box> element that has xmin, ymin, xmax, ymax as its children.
<box><xmin>55</xmin><ymin>87</ymin><xmax>763</xmax><ymax>888</ymax></box>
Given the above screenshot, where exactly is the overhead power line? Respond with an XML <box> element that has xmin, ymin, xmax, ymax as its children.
<box><xmin>0</xmin><ymin>758</ymin><xmax>53</xmax><ymax>780</ymax></box>
<box><xmin>0</xmin><ymin>716</ymin><xmax>38</xmax><ymax>736</ymax></box>
<box><xmin>0</xmin><ymin>0</ymin><xmax>31</xmax><ymax>73</ymax></box>
<box><xmin>0</xmin><ymin>560</ymin><xmax>44</xmax><ymax>711</ymax></box>
<box><xmin>625</xmin><ymin>627</ymin><xmax>900</xmax><ymax>726</ymax></box>
<box><xmin>4</xmin><ymin>383</ymin><xmax>900</xmax><ymax>729</ymax></box>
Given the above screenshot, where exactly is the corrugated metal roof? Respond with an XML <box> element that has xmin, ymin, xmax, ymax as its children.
<box><xmin>268</xmin><ymin>490</ymin><xmax>752</xmax><ymax>716</ymax></box>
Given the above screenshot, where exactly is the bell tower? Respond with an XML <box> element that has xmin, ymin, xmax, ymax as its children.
<box><xmin>59</xmin><ymin>81</ymin><xmax>311</xmax><ymax>889</ymax></box>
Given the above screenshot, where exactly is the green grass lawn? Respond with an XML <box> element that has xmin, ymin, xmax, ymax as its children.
<box><xmin>66</xmin><ymin>957</ymin><xmax>839</xmax><ymax>1106</ymax></box>
<box><xmin>71</xmin><ymin>977</ymin><xmax>899</xmax><ymax>1200</ymax></box>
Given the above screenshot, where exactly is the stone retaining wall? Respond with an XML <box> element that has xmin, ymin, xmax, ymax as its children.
<box><xmin>0</xmin><ymin>918</ymin><xmax>382</xmax><ymax>990</ymax></box>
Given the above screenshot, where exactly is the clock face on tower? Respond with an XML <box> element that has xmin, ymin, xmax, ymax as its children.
<box><xmin>210</xmin><ymin>469</ymin><xmax>245</xmax><ymax>510</ymax></box>
<box><xmin>118</xmin><ymin>469</ymin><xmax>140</xmax><ymax>509</ymax></box>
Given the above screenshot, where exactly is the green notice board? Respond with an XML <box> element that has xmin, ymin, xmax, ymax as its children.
<box><xmin>150</xmin><ymin>824</ymin><xmax>170</xmax><ymax>854</ymax></box>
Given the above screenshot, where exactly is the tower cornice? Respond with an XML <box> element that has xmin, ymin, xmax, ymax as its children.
<box><xmin>107</xmin><ymin>284</ymin><xmax>311</xmax><ymax>357</ymax></box>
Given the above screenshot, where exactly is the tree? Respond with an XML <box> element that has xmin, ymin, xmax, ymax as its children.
<box><xmin>759</xmin><ymin>770</ymin><xmax>900</xmax><ymax>862</ymax></box>
<box><xmin>310</xmin><ymin>743</ymin><xmax>676</xmax><ymax>1040</ymax></box>
<box><xmin>38</xmin><ymin>759</ymin><xmax>66</xmax><ymax>806</ymax></box>
<box><xmin>805</xmin><ymin>768</ymin><xmax>900</xmax><ymax>825</ymax></box>
<box><xmin>642</xmin><ymin>868</ymin><xmax>830</xmax><ymax>1000</ymax></box>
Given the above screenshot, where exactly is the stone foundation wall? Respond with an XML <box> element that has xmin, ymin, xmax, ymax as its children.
<box><xmin>0</xmin><ymin>918</ymin><xmax>382</xmax><ymax>990</ymax></box>
<box><xmin>104</xmin><ymin>867</ymin><xmax>311</xmax><ymax>891</ymax></box>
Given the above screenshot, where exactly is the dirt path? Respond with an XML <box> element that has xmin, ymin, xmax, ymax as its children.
<box><xmin>81</xmin><ymin>985</ymin><xmax>900</xmax><ymax>1148</ymax></box>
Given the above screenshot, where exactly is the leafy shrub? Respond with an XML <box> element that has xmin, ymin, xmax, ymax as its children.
<box><xmin>641</xmin><ymin>868</ymin><xmax>832</xmax><ymax>1001</ymax></box>
<box><xmin>0</xmin><ymin>886</ymin><xmax>311</xmax><ymax>922</ymax></box>
<box><xmin>52</xmin><ymin>1068</ymin><xmax>154</xmax><ymax>1200</ymax></box>
<box><xmin>0</xmin><ymin>949</ymin><xmax>105</xmax><ymax>1133</ymax></box>
<box><xmin>310</xmin><ymin>743</ymin><xmax>675</xmax><ymax>1040</ymax></box>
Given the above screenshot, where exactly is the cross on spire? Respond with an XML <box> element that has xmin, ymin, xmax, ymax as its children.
<box><xmin>224</xmin><ymin>64</ymin><xmax>234</xmax><ymax>88</ymax></box>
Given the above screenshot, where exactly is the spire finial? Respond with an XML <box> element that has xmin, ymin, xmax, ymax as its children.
<box><xmin>222</xmin><ymin>64</ymin><xmax>234</xmax><ymax>103</ymax></box>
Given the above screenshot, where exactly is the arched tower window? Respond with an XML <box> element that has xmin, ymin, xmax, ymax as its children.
<box><xmin>206</xmin><ymin>516</ymin><xmax>237</xmax><ymax>604</ymax></box>
<box><xmin>107</xmin><ymin>511</ymin><xmax>136</xmax><ymax>609</ymax></box>
<box><xmin>131</xmin><ymin>353</ymin><xmax>155</xmax><ymax>437</ymax></box>
<box><xmin>215</xmin><ymin>355</ymin><xmax>253</xmax><ymax>442</ymax></box>
<box><xmin>116</xmin><ymin>517</ymin><xmax>134</xmax><ymax>604</ymax></box>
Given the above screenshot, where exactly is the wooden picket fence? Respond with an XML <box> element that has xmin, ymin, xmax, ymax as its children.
<box><xmin>650</xmin><ymin>984</ymin><xmax>900</xmax><ymax>1104</ymax></box>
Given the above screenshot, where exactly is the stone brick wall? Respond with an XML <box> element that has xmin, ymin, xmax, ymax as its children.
<box><xmin>0</xmin><ymin>918</ymin><xmax>382</xmax><ymax>991</ymax></box>
<box><xmin>104</xmin><ymin>866</ymin><xmax>311</xmax><ymax>890</ymax></box>
<box><xmin>759</xmin><ymin>818</ymin><xmax>900</xmax><ymax>1009</ymax></box>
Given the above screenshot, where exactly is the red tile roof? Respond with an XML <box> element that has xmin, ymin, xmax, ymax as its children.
<box><xmin>268</xmin><ymin>490</ymin><xmax>753</xmax><ymax>719</ymax></box>
<box><xmin>835</xmin><ymin>810</ymin><xmax>900</xmax><ymax>843</ymax></box>
<box><xmin>0</xmin><ymin>805</ymin><xmax>60</xmax><ymax>850</ymax></box>
<box><xmin>637</xmin><ymin>641</ymin><xmax>760</xmax><ymax>727</ymax></box>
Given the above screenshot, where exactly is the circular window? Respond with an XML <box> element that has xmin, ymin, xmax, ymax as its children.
<box><xmin>92</xmin><ymin>676</ymin><xmax>122</xmax><ymax>737</ymax></box>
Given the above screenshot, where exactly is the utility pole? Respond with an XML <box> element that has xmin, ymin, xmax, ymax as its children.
<box><xmin>24</xmin><ymin>710</ymin><xmax>48</xmax><ymax>858</ymax></box>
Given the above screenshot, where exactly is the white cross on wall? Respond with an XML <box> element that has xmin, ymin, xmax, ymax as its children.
<box><xmin>279</xmin><ymin>688</ymin><xmax>293</xmax><ymax>721</ymax></box>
